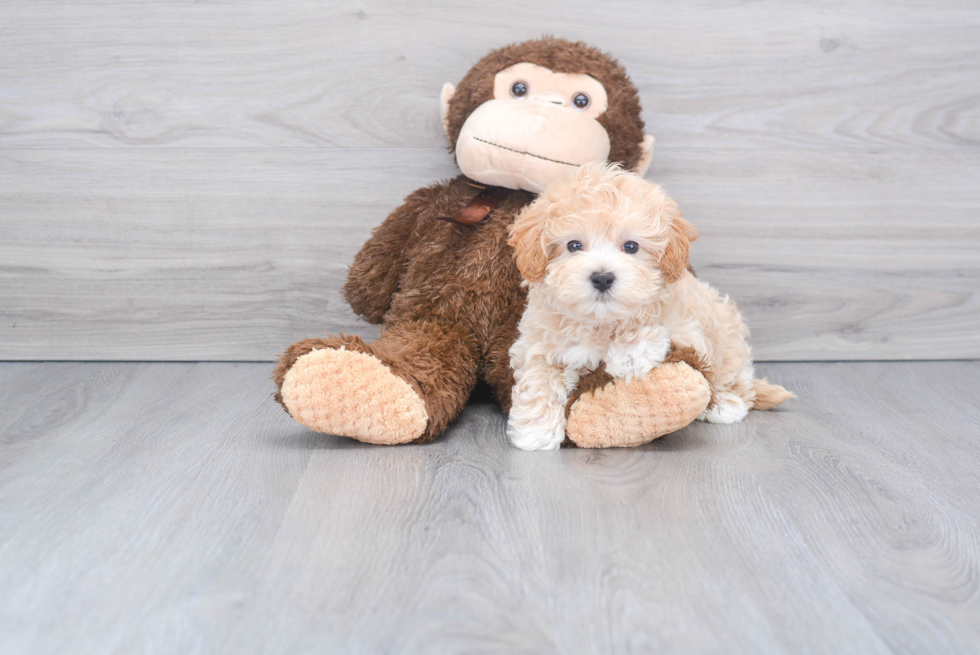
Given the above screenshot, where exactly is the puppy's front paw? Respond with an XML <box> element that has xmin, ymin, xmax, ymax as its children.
<box><xmin>507</xmin><ymin>422</ymin><xmax>564</xmax><ymax>451</ymax></box>
<box><xmin>605</xmin><ymin>329</ymin><xmax>671</xmax><ymax>381</ymax></box>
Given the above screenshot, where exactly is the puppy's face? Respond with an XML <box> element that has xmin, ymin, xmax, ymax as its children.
<box><xmin>509</xmin><ymin>163</ymin><xmax>696</xmax><ymax>323</ymax></box>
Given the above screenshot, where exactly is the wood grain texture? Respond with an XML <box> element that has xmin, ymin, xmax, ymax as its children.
<box><xmin>1</xmin><ymin>0</ymin><xmax>979</xmax><ymax>361</ymax></box>
<box><xmin>1</xmin><ymin>1</ymin><xmax>977</xmax><ymax>150</ymax></box>
<box><xmin>1</xmin><ymin>361</ymin><xmax>978</xmax><ymax>653</ymax></box>
<box><xmin>2</xmin><ymin>147</ymin><xmax>978</xmax><ymax>360</ymax></box>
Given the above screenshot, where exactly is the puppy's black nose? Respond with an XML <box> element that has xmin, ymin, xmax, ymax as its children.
<box><xmin>590</xmin><ymin>271</ymin><xmax>616</xmax><ymax>292</ymax></box>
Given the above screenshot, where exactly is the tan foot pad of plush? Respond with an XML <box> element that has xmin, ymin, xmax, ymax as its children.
<box><xmin>280</xmin><ymin>348</ymin><xmax>428</xmax><ymax>445</ymax></box>
<box><xmin>566</xmin><ymin>362</ymin><xmax>711</xmax><ymax>449</ymax></box>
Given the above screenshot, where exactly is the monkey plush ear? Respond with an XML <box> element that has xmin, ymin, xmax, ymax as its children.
<box><xmin>661</xmin><ymin>211</ymin><xmax>698</xmax><ymax>283</ymax></box>
<box><xmin>440</xmin><ymin>83</ymin><xmax>456</xmax><ymax>140</ymax></box>
<box><xmin>508</xmin><ymin>203</ymin><xmax>550</xmax><ymax>283</ymax></box>
<box><xmin>633</xmin><ymin>134</ymin><xmax>655</xmax><ymax>177</ymax></box>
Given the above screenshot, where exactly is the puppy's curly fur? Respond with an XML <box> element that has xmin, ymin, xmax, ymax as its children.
<box><xmin>506</xmin><ymin>163</ymin><xmax>793</xmax><ymax>450</ymax></box>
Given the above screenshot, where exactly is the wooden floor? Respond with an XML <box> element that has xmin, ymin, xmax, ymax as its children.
<box><xmin>1</xmin><ymin>361</ymin><xmax>978</xmax><ymax>653</ymax></box>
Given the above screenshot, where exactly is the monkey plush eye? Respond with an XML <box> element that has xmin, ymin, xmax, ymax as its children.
<box><xmin>511</xmin><ymin>81</ymin><xmax>528</xmax><ymax>98</ymax></box>
<box><xmin>572</xmin><ymin>93</ymin><xmax>590</xmax><ymax>109</ymax></box>
<box><xmin>567</xmin><ymin>240</ymin><xmax>584</xmax><ymax>252</ymax></box>
<box><xmin>623</xmin><ymin>241</ymin><xmax>639</xmax><ymax>254</ymax></box>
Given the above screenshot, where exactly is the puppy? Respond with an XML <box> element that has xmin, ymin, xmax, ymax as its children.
<box><xmin>506</xmin><ymin>162</ymin><xmax>793</xmax><ymax>451</ymax></box>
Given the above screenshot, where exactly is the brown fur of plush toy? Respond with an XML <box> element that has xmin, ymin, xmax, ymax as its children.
<box><xmin>274</xmin><ymin>179</ymin><xmax>533</xmax><ymax>442</ymax></box>
<box><xmin>273</xmin><ymin>38</ymin><xmax>711</xmax><ymax>446</ymax></box>
<box><xmin>445</xmin><ymin>36</ymin><xmax>647</xmax><ymax>172</ymax></box>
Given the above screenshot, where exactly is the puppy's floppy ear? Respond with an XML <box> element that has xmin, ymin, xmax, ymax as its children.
<box><xmin>661</xmin><ymin>206</ymin><xmax>698</xmax><ymax>283</ymax></box>
<box><xmin>508</xmin><ymin>201</ymin><xmax>550</xmax><ymax>283</ymax></box>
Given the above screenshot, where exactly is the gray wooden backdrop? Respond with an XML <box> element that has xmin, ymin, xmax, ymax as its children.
<box><xmin>2</xmin><ymin>0</ymin><xmax>978</xmax><ymax>362</ymax></box>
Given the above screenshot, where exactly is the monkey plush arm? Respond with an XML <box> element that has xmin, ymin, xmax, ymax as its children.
<box><xmin>342</xmin><ymin>188</ymin><xmax>431</xmax><ymax>324</ymax></box>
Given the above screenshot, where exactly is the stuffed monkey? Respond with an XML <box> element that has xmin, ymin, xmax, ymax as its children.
<box><xmin>273</xmin><ymin>37</ymin><xmax>711</xmax><ymax>447</ymax></box>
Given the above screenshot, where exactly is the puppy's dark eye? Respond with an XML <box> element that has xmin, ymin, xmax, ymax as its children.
<box><xmin>572</xmin><ymin>93</ymin><xmax>590</xmax><ymax>109</ymax></box>
<box><xmin>623</xmin><ymin>241</ymin><xmax>639</xmax><ymax>254</ymax></box>
<box><xmin>511</xmin><ymin>81</ymin><xmax>528</xmax><ymax>97</ymax></box>
<box><xmin>567</xmin><ymin>240</ymin><xmax>584</xmax><ymax>252</ymax></box>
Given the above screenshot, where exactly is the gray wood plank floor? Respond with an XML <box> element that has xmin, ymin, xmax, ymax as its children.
<box><xmin>1</xmin><ymin>361</ymin><xmax>978</xmax><ymax>654</ymax></box>
<box><xmin>3</xmin><ymin>0</ymin><xmax>979</xmax><ymax>361</ymax></box>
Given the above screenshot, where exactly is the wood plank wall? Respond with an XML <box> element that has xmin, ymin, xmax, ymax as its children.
<box><xmin>1</xmin><ymin>1</ymin><xmax>978</xmax><ymax>361</ymax></box>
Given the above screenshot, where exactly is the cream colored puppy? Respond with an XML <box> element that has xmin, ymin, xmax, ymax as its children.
<box><xmin>506</xmin><ymin>162</ymin><xmax>792</xmax><ymax>451</ymax></box>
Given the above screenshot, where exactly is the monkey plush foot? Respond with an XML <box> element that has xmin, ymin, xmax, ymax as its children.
<box><xmin>280</xmin><ymin>347</ymin><xmax>428</xmax><ymax>444</ymax></box>
<box><xmin>565</xmin><ymin>362</ymin><xmax>710</xmax><ymax>448</ymax></box>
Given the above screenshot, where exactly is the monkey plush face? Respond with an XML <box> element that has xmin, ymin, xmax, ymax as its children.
<box><xmin>440</xmin><ymin>38</ymin><xmax>655</xmax><ymax>194</ymax></box>
<box><xmin>452</xmin><ymin>63</ymin><xmax>611</xmax><ymax>193</ymax></box>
